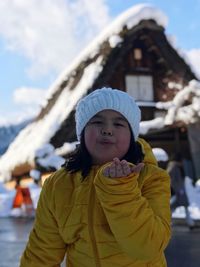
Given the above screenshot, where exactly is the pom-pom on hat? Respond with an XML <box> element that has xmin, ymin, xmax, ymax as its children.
<box><xmin>75</xmin><ymin>87</ymin><xmax>141</xmax><ymax>141</ymax></box>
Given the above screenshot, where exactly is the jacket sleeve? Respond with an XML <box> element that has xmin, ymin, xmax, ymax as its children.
<box><xmin>20</xmin><ymin>174</ymin><xmax>67</xmax><ymax>267</ymax></box>
<box><xmin>94</xmin><ymin>164</ymin><xmax>171</xmax><ymax>262</ymax></box>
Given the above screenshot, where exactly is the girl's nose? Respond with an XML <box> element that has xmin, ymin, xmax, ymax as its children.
<box><xmin>101</xmin><ymin>128</ymin><xmax>113</xmax><ymax>136</ymax></box>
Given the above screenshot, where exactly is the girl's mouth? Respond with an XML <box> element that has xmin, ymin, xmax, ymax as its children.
<box><xmin>99</xmin><ymin>139</ymin><xmax>114</xmax><ymax>145</ymax></box>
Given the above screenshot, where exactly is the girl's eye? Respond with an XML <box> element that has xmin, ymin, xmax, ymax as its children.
<box><xmin>90</xmin><ymin>120</ymin><xmax>102</xmax><ymax>125</ymax></box>
<box><xmin>114</xmin><ymin>123</ymin><xmax>125</xmax><ymax>127</ymax></box>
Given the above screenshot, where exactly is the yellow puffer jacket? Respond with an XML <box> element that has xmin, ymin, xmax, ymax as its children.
<box><xmin>20</xmin><ymin>139</ymin><xmax>171</xmax><ymax>267</ymax></box>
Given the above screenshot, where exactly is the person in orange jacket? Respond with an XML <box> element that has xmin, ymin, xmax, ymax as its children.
<box><xmin>20</xmin><ymin>88</ymin><xmax>171</xmax><ymax>267</ymax></box>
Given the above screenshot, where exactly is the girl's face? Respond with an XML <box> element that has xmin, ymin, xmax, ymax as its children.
<box><xmin>84</xmin><ymin>109</ymin><xmax>131</xmax><ymax>165</ymax></box>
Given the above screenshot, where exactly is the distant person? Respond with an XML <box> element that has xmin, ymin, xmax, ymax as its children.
<box><xmin>20</xmin><ymin>88</ymin><xmax>171</xmax><ymax>267</ymax></box>
<box><xmin>167</xmin><ymin>153</ymin><xmax>195</xmax><ymax>229</ymax></box>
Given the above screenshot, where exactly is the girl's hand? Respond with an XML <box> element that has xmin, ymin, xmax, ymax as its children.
<box><xmin>103</xmin><ymin>157</ymin><xmax>144</xmax><ymax>178</ymax></box>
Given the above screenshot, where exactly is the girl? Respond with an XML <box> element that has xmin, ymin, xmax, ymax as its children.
<box><xmin>20</xmin><ymin>88</ymin><xmax>171</xmax><ymax>267</ymax></box>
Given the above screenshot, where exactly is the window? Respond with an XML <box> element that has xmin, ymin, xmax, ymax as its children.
<box><xmin>133</xmin><ymin>48</ymin><xmax>142</xmax><ymax>60</ymax></box>
<box><xmin>125</xmin><ymin>75</ymin><xmax>153</xmax><ymax>101</ymax></box>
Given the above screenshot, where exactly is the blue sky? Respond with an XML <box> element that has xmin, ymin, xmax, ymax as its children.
<box><xmin>1</xmin><ymin>0</ymin><xmax>200</xmax><ymax>125</ymax></box>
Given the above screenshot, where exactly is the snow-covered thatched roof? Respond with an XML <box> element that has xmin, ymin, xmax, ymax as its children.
<box><xmin>45</xmin><ymin>3</ymin><xmax>167</xmax><ymax>98</ymax></box>
<box><xmin>0</xmin><ymin>4</ymin><xmax>199</xmax><ymax>182</ymax></box>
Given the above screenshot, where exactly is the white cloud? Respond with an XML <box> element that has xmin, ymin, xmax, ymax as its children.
<box><xmin>0</xmin><ymin>108</ymin><xmax>35</xmax><ymax>126</ymax></box>
<box><xmin>0</xmin><ymin>87</ymin><xmax>48</xmax><ymax>126</ymax></box>
<box><xmin>185</xmin><ymin>49</ymin><xmax>200</xmax><ymax>79</ymax></box>
<box><xmin>13</xmin><ymin>87</ymin><xmax>47</xmax><ymax>105</ymax></box>
<box><xmin>0</xmin><ymin>0</ymin><xmax>110</xmax><ymax>78</ymax></box>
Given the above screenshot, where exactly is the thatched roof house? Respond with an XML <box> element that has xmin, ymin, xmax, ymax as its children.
<box><xmin>0</xmin><ymin>4</ymin><xmax>199</xmax><ymax>182</ymax></box>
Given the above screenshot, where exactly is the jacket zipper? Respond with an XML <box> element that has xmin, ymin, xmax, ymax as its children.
<box><xmin>88</xmin><ymin>182</ymin><xmax>101</xmax><ymax>267</ymax></box>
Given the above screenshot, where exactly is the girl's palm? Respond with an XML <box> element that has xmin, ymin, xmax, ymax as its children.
<box><xmin>103</xmin><ymin>158</ymin><xmax>144</xmax><ymax>178</ymax></box>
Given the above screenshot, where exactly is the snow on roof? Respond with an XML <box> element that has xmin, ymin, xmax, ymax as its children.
<box><xmin>46</xmin><ymin>4</ymin><xmax>167</xmax><ymax>98</ymax></box>
<box><xmin>139</xmin><ymin>80</ymin><xmax>200</xmax><ymax>135</ymax></box>
<box><xmin>165</xmin><ymin>80</ymin><xmax>200</xmax><ymax>125</ymax></box>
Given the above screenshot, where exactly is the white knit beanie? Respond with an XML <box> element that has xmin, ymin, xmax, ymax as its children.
<box><xmin>75</xmin><ymin>87</ymin><xmax>141</xmax><ymax>141</ymax></box>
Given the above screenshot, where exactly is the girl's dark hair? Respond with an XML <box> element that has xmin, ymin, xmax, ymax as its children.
<box><xmin>62</xmin><ymin>130</ymin><xmax>144</xmax><ymax>180</ymax></box>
